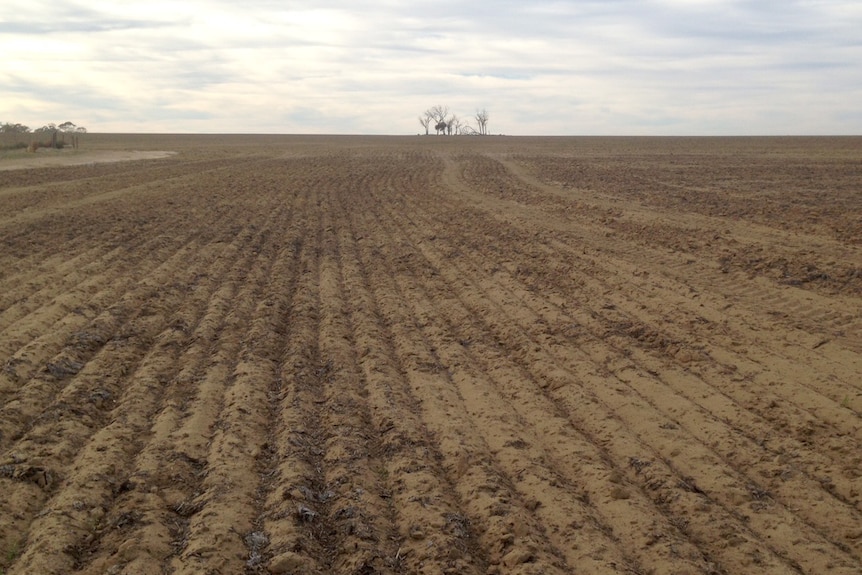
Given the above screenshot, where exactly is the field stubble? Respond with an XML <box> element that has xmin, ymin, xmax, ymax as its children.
<box><xmin>1</xmin><ymin>134</ymin><xmax>860</xmax><ymax>574</ymax></box>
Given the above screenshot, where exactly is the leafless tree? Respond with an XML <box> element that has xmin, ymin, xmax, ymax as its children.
<box><xmin>419</xmin><ymin>113</ymin><xmax>432</xmax><ymax>135</ymax></box>
<box><xmin>429</xmin><ymin>104</ymin><xmax>448</xmax><ymax>123</ymax></box>
<box><xmin>416</xmin><ymin>107</ymin><xmax>488</xmax><ymax>136</ymax></box>
<box><xmin>475</xmin><ymin>108</ymin><xmax>489</xmax><ymax>135</ymax></box>
<box><xmin>447</xmin><ymin>114</ymin><xmax>461</xmax><ymax>135</ymax></box>
<box><xmin>429</xmin><ymin>105</ymin><xmax>450</xmax><ymax>135</ymax></box>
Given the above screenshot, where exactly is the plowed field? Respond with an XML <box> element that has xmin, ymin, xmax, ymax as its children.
<box><xmin>1</xmin><ymin>135</ymin><xmax>861</xmax><ymax>575</ymax></box>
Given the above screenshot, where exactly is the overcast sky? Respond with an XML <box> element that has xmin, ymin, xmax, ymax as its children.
<box><xmin>2</xmin><ymin>0</ymin><xmax>861</xmax><ymax>135</ymax></box>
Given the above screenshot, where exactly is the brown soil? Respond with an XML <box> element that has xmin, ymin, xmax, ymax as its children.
<box><xmin>0</xmin><ymin>149</ymin><xmax>175</xmax><ymax>171</ymax></box>
<box><xmin>1</xmin><ymin>134</ymin><xmax>860</xmax><ymax>575</ymax></box>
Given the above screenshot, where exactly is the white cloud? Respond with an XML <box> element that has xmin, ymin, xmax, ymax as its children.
<box><xmin>1</xmin><ymin>0</ymin><xmax>860</xmax><ymax>134</ymax></box>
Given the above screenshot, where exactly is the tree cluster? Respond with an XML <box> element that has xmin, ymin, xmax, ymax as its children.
<box><xmin>1</xmin><ymin>121</ymin><xmax>87</xmax><ymax>150</ymax></box>
<box><xmin>1</xmin><ymin>121</ymin><xmax>88</xmax><ymax>135</ymax></box>
<box><xmin>418</xmin><ymin>105</ymin><xmax>489</xmax><ymax>136</ymax></box>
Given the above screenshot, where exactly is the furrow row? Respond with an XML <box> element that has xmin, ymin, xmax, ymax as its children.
<box><xmin>432</xmin><ymin>155</ymin><xmax>862</xmax><ymax>508</ymax></box>
<box><xmin>332</xmin><ymin>174</ymin><xmax>490</xmax><ymax>574</ymax></box>
<box><xmin>354</xmin><ymin>169</ymin><xmax>574</xmax><ymax>574</ymax></box>
<box><xmin>382</xmin><ymin>155</ymin><xmax>861</xmax><ymax>572</ymax></box>
<box><xmin>2</xmin><ymin>168</ymin><xmax>298</xmax><ymax>574</ymax></box>
<box><xmin>371</xmin><ymin>174</ymin><xmax>736</xmax><ymax>573</ymax></box>
<box><xmin>2</xmin><ymin>137</ymin><xmax>858</xmax><ymax>575</ymax></box>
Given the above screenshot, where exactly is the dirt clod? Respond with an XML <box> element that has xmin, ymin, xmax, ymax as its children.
<box><xmin>268</xmin><ymin>551</ymin><xmax>310</xmax><ymax>574</ymax></box>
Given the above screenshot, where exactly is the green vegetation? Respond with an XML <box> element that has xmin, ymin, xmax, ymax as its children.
<box><xmin>1</xmin><ymin>120</ymin><xmax>87</xmax><ymax>151</ymax></box>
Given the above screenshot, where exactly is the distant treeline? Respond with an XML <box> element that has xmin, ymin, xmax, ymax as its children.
<box><xmin>1</xmin><ymin>121</ymin><xmax>87</xmax><ymax>151</ymax></box>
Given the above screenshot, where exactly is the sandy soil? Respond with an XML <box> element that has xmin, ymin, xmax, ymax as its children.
<box><xmin>0</xmin><ymin>149</ymin><xmax>175</xmax><ymax>171</ymax></box>
<box><xmin>0</xmin><ymin>135</ymin><xmax>860</xmax><ymax>574</ymax></box>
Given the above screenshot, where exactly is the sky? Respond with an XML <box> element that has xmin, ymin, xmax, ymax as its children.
<box><xmin>1</xmin><ymin>0</ymin><xmax>861</xmax><ymax>135</ymax></box>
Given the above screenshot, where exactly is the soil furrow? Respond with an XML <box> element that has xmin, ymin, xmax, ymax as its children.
<box><xmin>334</xmin><ymin>172</ymin><xmax>491</xmax><ymax>575</ymax></box>
<box><xmin>302</xmin><ymin>185</ymin><xmax>399</xmax><ymax>573</ymax></box>
<box><xmin>428</xmin><ymin>156</ymin><xmax>862</xmax><ymax>508</ymax></box>
<box><xmin>2</xmin><ymin>136</ymin><xmax>859</xmax><ymax>575</ymax></box>
<box><xmin>353</xmin><ymin>174</ymin><xmax>572</xmax><ymax>574</ymax></box>
<box><xmin>0</xmin><ymin>208</ymin><xmax>248</xmax><ymax>571</ymax></box>
<box><xmin>0</xmin><ymin>246</ymin><xmax>108</xmax><ymax>325</ymax></box>
<box><xmin>0</xmin><ymin>223</ymin><xmax>206</xmax><ymax>396</ymax></box>
<box><xmin>73</xmin><ymin>197</ymin><xmax>294</xmax><ymax>574</ymax></box>
<box><xmin>502</xmin><ymin>155</ymin><xmax>862</xmax><ymax>385</ymax></box>
<box><xmin>370</xmin><ymin>180</ymin><xmax>738</xmax><ymax>574</ymax></box>
<box><xmin>511</xmin><ymin>208</ymin><xmax>862</xmax><ymax>515</ymax></box>
<box><xmin>0</xmin><ymin>236</ymin><xmax>205</xmax><ymax>454</ymax></box>
<box><xmin>167</xmin><ymin>203</ymin><xmax>299</xmax><ymax>573</ymax></box>
<box><xmin>261</xmin><ymin>181</ymin><xmax>333</xmax><ymax>574</ymax></box>
<box><xmin>395</xmin><ymin>155</ymin><xmax>861</xmax><ymax>572</ymax></box>
<box><xmin>0</xmin><ymin>157</ymin><xmax>259</xmax><ymax>224</ymax></box>
<box><xmin>420</xmin><ymin>189</ymin><xmax>862</xmax><ymax>524</ymax></box>
<box><xmin>4</xmin><ymin>287</ymin><xmax>202</xmax><ymax>574</ymax></box>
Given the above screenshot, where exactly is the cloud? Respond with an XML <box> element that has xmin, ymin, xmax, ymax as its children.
<box><xmin>1</xmin><ymin>0</ymin><xmax>860</xmax><ymax>134</ymax></box>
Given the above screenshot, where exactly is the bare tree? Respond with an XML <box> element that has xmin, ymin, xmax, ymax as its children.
<box><xmin>429</xmin><ymin>105</ymin><xmax>449</xmax><ymax>135</ymax></box>
<box><xmin>415</xmin><ymin>107</ymin><xmax>487</xmax><ymax>136</ymax></box>
<box><xmin>429</xmin><ymin>104</ymin><xmax>448</xmax><ymax>122</ymax></box>
<box><xmin>419</xmin><ymin>113</ymin><xmax>432</xmax><ymax>135</ymax></box>
<box><xmin>475</xmin><ymin>108</ymin><xmax>489</xmax><ymax>135</ymax></box>
<box><xmin>447</xmin><ymin>114</ymin><xmax>460</xmax><ymax>135</ymax></box>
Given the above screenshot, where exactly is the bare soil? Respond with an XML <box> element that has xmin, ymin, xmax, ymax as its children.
<box><xmin>0</xmin><ymin>148</ymin><xmax>175</xmax><ymax>171</ymax></box>
<box><xmin>1</xmin><ymin>134</ymin><xmax>860</xmax><ymax>575</ymax></box>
